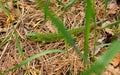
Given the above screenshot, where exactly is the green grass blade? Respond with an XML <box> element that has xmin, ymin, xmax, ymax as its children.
<box><xmin>0</xmin><ymin>2</ymin><xmax>11</xmax><ymax>19</ymax></box>
<box><xmin>83</xmin><ymin>40</ymin><xmax>120</xmax><ymax>75</ymax></box>
<box><xmin>47</xmin><ymin>10</ymin><xmax>84</xmax><ymax>59</ymax></box>
<box><xmin>44</xmin><ymin>0</ymin><xmax>50</xmax><ymax>23</ymax></box>
<box><xmin>103</xmin><ymin>0</ymin><xmax>108</xmax><ymax>18</ymax></box>
<box><xmin>84</xmin><ymin>0</ymin><xmax>94</xmax><ymax>63</ymax></box>
<box><xmin>12</xmin><ymin>24</ymin><xmax>24</xmax><ymax>60</ymax></box>
<box><xmin>63</xmin><ymin>0</ymin><xmax>76</xmax><ymax>10</ymax></box>
<box><xmin>0</xmin><ymin>34</ymin><xmax>12</xmax><ymax>47</ymax></box>
<box><xmin>5</xmin><ymin>49</ymin><xmax>66</xmax><ymax>73</ymax></box>
<box><xmin>88</xmin><ymin>0</ymin><xmax>97</xmax><ymax>56</ymax></box>
<box><xmin>104</xmin><ymin>0</ymin><xmax>108</xmax><ymax>13</ymax></box>
<box><xmin>56</xmin><ymin>0</ymin><xmax>75</xmax><ymax>10</ymax></box>
<box><xmin>36</xmin><ymin>0</ymin><xmax>84</xmax><ymax>60</ymax></box>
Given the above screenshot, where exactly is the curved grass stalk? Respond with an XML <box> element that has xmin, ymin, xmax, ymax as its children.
<box><xmin>4</xmin><ymin>50</ymin><xmax>66</xmax><ymax>74</ymax></box>
<box><xmin>83</xmin><ymin>40</ymin><xmax>120</xmax><ymax>75</ymax></box>
<box><xmin>36</xmin><ymin>0</ymin><xmax>84</xmax><ymax>60</ymax></box>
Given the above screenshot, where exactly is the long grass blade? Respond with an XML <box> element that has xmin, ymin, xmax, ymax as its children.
<box><xmin>5</xmin><ymin>49</ymin><xmax>66</xmax><ymax>74</ymax></box>
<box><xmin>84</xmin><ymin>0</ymin><xmax>94</xmax><ymax>63</ymax></box>
<box><xmin>83</xmin><ymin>40</ymin><xmax>120</xmax><ymax>75</ymax></box>
<box><xmin>44</xmin><ymin>0</ymin><xmax>50</xmax><ymax>23</ymax></box>
<box><xmin>0</xmin><ymin>2</ymin><xmax>11</xmax><ymax>19</ymax></box>
<box><xmin>12</xmin><ymin>24</ymin><xmax>24</xmax><ymax>60</ymax></box>
<box><xmin>0</xmin><ymin>34</ymin><xmax>12</xmax><ymax>47</ymax></box>
<box><xmin>104</xmin><ymin>0</ymin><xmax>108</xmax><ymax>9</ymax></box>
<box><xmin>63</xmin><ymin>0</ymin><xmax>76</xmax><ymax>10</ymax></box>
<box><xmin>36</xmin><ymin>0</ymin><xmax>84</xmax><ymax>60</ymax></box>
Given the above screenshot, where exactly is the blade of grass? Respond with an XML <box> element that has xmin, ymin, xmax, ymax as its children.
<box><xmin>83</xmin><ymin>40</ymin><xmax>120</xmax><ymax>75</ymax></box>
<box><xmin>12</xmin><ymin>24</ymin><xmax>24</xmax><ymax>60</ymax></box>
<box><xmin>63</xmin><ymin>0</ymin><xmax>76</xmax><ymax>10</ymax></box>
<box><xmin>104</xmin><ymin>0</ymin><xmax>108</xmax><ymax>17</ymax></box>
<box><xmin>0</xmin><ymin>34</ymin><xmax>12</xmax><ymax>47</ymax></box>
<box><xmin>47</xmin><ymin>9</ymin><xmax>84</xmax><ymax>60</ymax></box>
<box><xmin>90</xmin><ymin>0</ymin><xmax>97</xmax><ymax>60</ymax></box>
<box><xmin>84</xmin><ymin>0</ymin><xmax>94</xmax><ymax>63</ymax></box>
<box><xmin>56</xmin><ymin>0</ymin><xmax>76</xmax><ymax>11</ymax></box>
<box><xmin>104</xmin><ymin>0</ymin><xmax>108</xmax><ymax>10</ymax></box>
<box><xmin>0</xmin><ymin>2</ymin><xmax>11</xmax><ymax>19</ymax></box>
<box><xmin>44</xmin><ymin>0</ymin><xmax>50</xmax><ymax>23</ymax></box>
<box><xmin>0</xmin><ymin>2</ymin><xmax>16</xmax><ymax>48</ymax></box>
<box><xmin>4</xmin><ymin>49</ymin><xmax>66</xmax><ymax>74</ymax></box>
<box><xmin>36</xmin><ymin>0</ymin><xmax>84</xmax><ymax>60</ymax></box>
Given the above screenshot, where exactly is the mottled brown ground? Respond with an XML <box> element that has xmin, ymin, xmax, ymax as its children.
<box><xmin>0</xmin><ymin>0</ymin><xmax>120</xmax><ymax>75</ymax></box>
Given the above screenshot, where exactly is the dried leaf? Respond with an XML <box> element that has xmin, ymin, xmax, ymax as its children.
<box><xmin>111</xmin><ymin>53</ymin><xmax>120</xmax><ymax>67</ymax></box>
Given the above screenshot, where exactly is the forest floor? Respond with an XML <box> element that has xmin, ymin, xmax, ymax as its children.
<box><xmin>0</xmin><ymin>0</ymin><xmax>120</xmax><ymax>75</ymax></box>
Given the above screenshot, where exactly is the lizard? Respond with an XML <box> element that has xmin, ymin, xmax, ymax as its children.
<box><xmin>25</xmin><ymin>20</ymin><xmax>108</xmax><ymax>43</ymax></box>
<box><xmin>25</xmin><ymin>26</ymin><xmax>85</xmax><ymax>43</ymax></box>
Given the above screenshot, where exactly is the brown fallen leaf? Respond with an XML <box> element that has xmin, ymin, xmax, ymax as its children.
<box><xmin>111</xmin><ymin>53</ymin><xmax>120</xmax><ymax>67</ymax></box>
